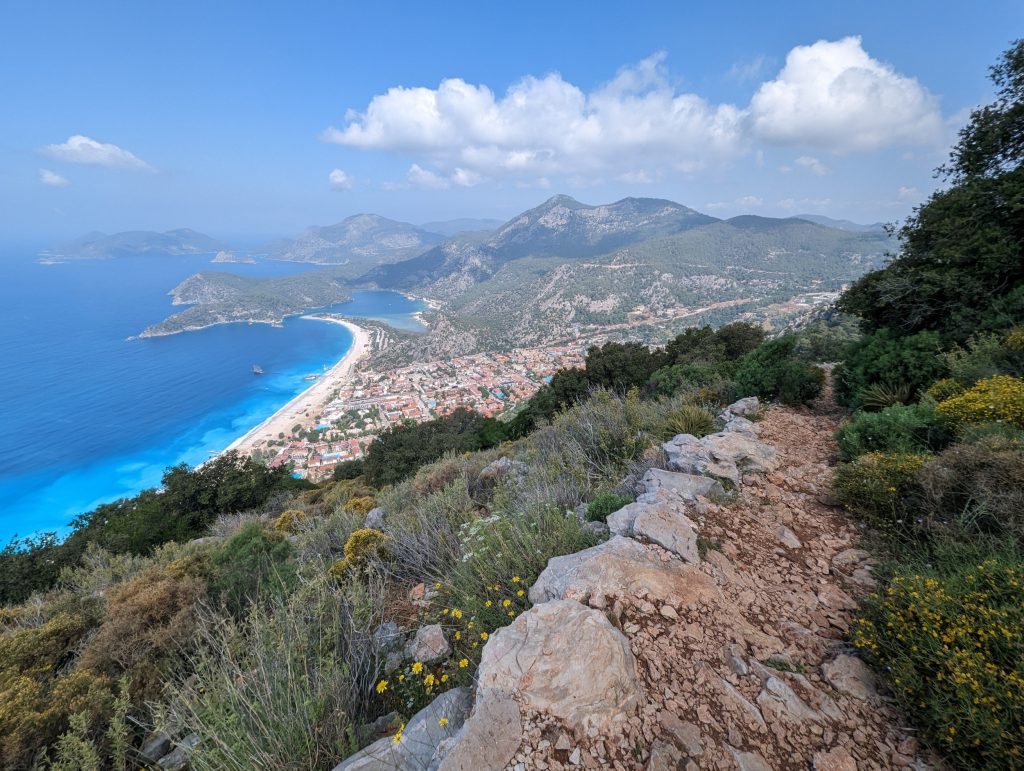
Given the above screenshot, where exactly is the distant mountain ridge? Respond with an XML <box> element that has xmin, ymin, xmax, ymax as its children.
<box><xmin>419</xmin><ymin>218</ymin><xmax>504</xmax><ymax>236</ymax></box>
<box><xmin>40</xmin><ymin>229</ymin><xmax>226</xmax><ymax>262</ymax></box>
<box><xmin>365</xmin><ymin>195</ymin><xmax>719</xmax><ymax>292</ymax></box>
<box><xmin>792</xmin><ymin>214</ymin><xmax>887</xmax><ymax>232</ymax></box>
<box><xmin>261</xmin><ymin>214</ymin><xmax>443</xmax><ymax>273</ymax></box>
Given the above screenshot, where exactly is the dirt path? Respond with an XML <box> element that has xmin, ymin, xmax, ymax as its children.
<box><xmin>508</xmin><ymin>396</ymin><xmax>929</xmax><ymax>770</ymax></box>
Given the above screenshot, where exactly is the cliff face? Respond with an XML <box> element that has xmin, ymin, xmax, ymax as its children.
<box><xmin>337</xmin><ymin>396</ymin><xmax>926</xmax><ymax>770</ymax></box>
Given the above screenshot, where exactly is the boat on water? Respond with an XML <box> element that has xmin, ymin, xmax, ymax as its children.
<box><xmin>252</xmin><ymin>365</ymin><xmax>264</xmax><ymax>375</ymax></box>
<box><xmin>303</xmin><ymin>373</ymin><xmax>319</xmax><ymax>381</ymax></box>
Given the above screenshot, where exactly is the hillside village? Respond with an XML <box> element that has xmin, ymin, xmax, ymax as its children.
<box><xmin>261</xmin><ymin>343</ymin><xmax>585</xmax><ymax>479</ymax></box>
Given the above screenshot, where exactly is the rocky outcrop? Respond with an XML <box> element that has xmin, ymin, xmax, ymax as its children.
<box><xmin>663</xmin><ymin>430</ymin><xmax>778</xmax><ymax>488</ymax></box>
<box><xmin>477</xmin><ymin>600</ymin><xmax>641</xmax><ymax>735</ymax></box>
<box><xmin>436</xmin><ymin>689</ymin><xmax>522</xmax><ymax>771</ymax></box>
<box><xmin>528</xmin><ymin>536</ymin><xmax>719</xmax><ymax>608</ymax></box>
<box><xmin>333</xmin><ymin>687</ymin><xmax>472</xmax><ymax>771</ymax></box>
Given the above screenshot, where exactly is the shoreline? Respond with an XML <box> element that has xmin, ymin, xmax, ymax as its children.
<box><xmin>222</xmin><ymin>317</ymin><xmax>371</xmax><ymax>456</ymax></box>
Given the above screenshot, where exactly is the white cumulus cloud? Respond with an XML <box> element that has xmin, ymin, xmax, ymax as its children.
<box><xmin>795</xmin><ymin>155</ymin><xmax>829</xmax><ymax>175</ymax></box>
<box><xmin>39</xmin><ymin>169</ymin><xmax>70</xmax><ymax>187</ymax></box>
<box><xmin>749</xmin><ymin>36</ymin><xmax>943</xmax><ymax>151</ymax></box>
<box><xmin>39</xmin><ymin>134</ymin><xmax>153</xmax><ymax>170</ymax></box>
<box><xmin>328</xmin><ymin>168</ymin><xmax>354</xmax><ymax>190</ymax></box>
<box><xmin>324</xmin><ymin>53</ymin><xmax>745</xmax><ymax>186</ymax></box>
<box><xmin>325</xmin><ymin>38</ymin><xmax>946</xmax><ymax>189</ymax></box>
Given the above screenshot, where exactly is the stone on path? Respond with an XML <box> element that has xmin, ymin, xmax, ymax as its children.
<box><xmin>822</xmin><ymin>654</ymin><xmax>878</xmax><ymax>701</ymax></box>
<box><xmin>404</xmin><ymin>623</ymin><xmax>450</xmax><ymax>664</ymax></box>
<box><xmin>437</xmin><ymin>689</ymin><xmax>522</xmax><ymax>771</ymax></box>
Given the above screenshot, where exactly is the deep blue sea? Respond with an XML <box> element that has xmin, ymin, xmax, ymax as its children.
<box><xmin>0</xmin><ymin>247</ymin><xmax>423</xmax><ymax>543</ymax></box>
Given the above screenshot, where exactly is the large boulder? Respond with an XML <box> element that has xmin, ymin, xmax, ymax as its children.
<box><xmin>609</xmin><ymin>501</ymin><xmax>701</xmax><ymax>564</ymax></box>
<box><xmin>476</xmin><ymin>600</ymin><xmax>641</xmax><ymax>736</ymax></box>
<box><xmin>720</xmin><ymin>396</ymin><xmax>760</xmax><ymax>419</ymax></box>
<box><xmin>333</xmin><ymin>687</ymin><xmax>473</xmax><ymax>771</ymax></box>
<box><xmin>528</xmin><ymin>536</ymin><xmax>720</xmax><ymax>608</ymax></box>
<box><xmin>663</xmin><ymin>430</ymin><xmax>777</xmax><ymax>488</ymax></box>
<box><xmin>638</xmin><ymin>468</ymin><xmax>725</xmax><ymax>504</ymax></box>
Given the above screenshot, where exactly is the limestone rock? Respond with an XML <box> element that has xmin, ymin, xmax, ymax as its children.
<box><xmin>529</xmin><ymin>536</ymin><xmax>720</xmax><ymax>607</ymax></box>
<box><xmin>639</xmin><ymin>468</ymin><xmax>725</xmax><ymax>504</ymax></box>
<box><xmin>581</xmin><ymin>520</ymin><xmax>610</xmax><ymax>537</ymax></box>
<box><xmin>157</xmin><ymin>733</ymin><xmax>200</xmax><ymax>771</ymax></box>
<box><xmin>636</xmin><ymin>504</ymin><xmax>700</xmax><ymax>562</ymax></box>
<box><xmin>405</xmin><ymin>624</ymin><xmax>450</xmax><ymax>664</ymax></box>
<box><xmin>822</xmin><ymin>654</ymin><xmax>877</xmax><ymax>701</ymax></box>
<box><xmin>775</xmin><ymin>525</ymin><xmax>802</xmax><ymax>549</ymax></box>
<box><xmin>722</xmin><ymin>396</ymin><xmax>760</xmax><ymax>419</ymax></box>
<box><xmin>813</xmin><ymin>746</ymin><xmax>857</xmax><ymax>771</ymax></box>
<box><xmin>363</xmin><ymin>507</ymin><xmax>386</xmax><ymax>529</ymax></box>
<box><xmin>333</xmin><ymin>687</ymin><xmax>472</xmax><ymax>771</ymax></box>
<box><xmin>477</xmin><ymin>457</ymin><xmax>526</xmax><ymax>486</ymax></box>
<box><xmin>659</xmin><ymin>713</ymin><xmax>703</xmax><ymax>757</ymax></box>
<box><xmin>757</xmin><ymin>676</ymin><xmax>823</xmax><ymax>725</ymax></box>
<box><xmin>477</xmin><ymin>600</ymin><xmax>641</xmax><ymax>734</ymax></box>
<box><xmin>663</xmin><ymin>430</ymin><xmax>777</xmax><ymax>488</ymax></box>
<box><xmin>646</xmin><ymin>739</ymin><xmax>685</xmax><ymax>769</ymax></box>
<box><xmin>139</xmin><ymin>730</ymin><xmax>172</xmax><ymax>763</ymax></box>
<box><xmin>437</xmin><ymin>689</ymin><xmax>522</xmax><ymax>770</ymax></box>
<box><xmin>724</xmin><ymin>416</ymin><xmax>761</xmax><ymax>436</ymax></box>
<box><xmin>727</xmin><ymin>746</ymin><xmax>773</xmax><ymax>771</ymax></box>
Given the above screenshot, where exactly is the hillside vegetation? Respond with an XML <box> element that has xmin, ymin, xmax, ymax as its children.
<box><xmin>830</xmin><ymin>40</ymin><xmax>1024</xmax><ymax>770</ymax></box>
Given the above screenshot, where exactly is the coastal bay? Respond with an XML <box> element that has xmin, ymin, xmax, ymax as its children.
<box><xmin>0</xmin><ymin>251</ymin><xmax>423</xmax><ymax>542</ymax></box>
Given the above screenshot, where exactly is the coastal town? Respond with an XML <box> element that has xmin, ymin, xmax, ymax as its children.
<box><xmin>252</xmin><ymin>342</ymin><xmax>585</xmax><ymax>480</ymax></box>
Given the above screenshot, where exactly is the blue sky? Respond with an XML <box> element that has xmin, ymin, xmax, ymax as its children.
<box><xmin>1</xmin><ymin>0</ymin><xmax>1020</xmax><ymax>241</ymax></box>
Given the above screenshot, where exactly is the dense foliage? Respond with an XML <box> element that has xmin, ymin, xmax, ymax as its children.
<box><xmin>831</xmin><ymin>40</ymin><xmax>1024</xmax><ymax>769</ymax></box>
<box><xmin>0</xmin><ymin>452</ymin><xmax>304</xmax><ymax>605</ymax></box>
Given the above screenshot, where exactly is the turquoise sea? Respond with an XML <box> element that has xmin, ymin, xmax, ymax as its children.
<box><xmin>0</xmin><ymin>247</ymin><xmax>423</xmax><ymax>543</ymax></box>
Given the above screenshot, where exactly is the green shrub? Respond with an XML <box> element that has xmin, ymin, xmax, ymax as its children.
<box><xmin>662</xmin><ymin>404</ymin><xmax>717</xmax><ymax>439</ymax></box>
<box><xmin>586</xmin><ymin>492</ymin><xmax>634</xmax><ymax>522</ymax></box>
<box><xmin>835</xmin><ymin>402</ymin><xmax>951</xmax><ymax>462</ymax></box>
<box><xmin>734</xmin><ymin>337</ymin><xmax>825</xmax><ymax>406</ymax></box>
<box><xmin>918</xmin><ymin>435</ymin><xmax>1024</xmax><ymax>542</ymax></box>
<box><xmin>833</xmin><ymin>329</ymin><xmax>948</xmax><ymax>408</ymax></box>
<box><xmin>852</xmin><ymin>551</ymin><xmax>1024</xmax><ymax>769</ymax></box>
<box><xmin>208</xmin><ymin>524</ymin><xmax>296</xmax><ymax>615</ymax></box>
<box><xmin>857</xmin><ymin>382</ymin><xmax>913</xmax><ymax>410</ymax></box>
<box><xmin>165</xmin><ymin>582</ymin><xmax>373</xmax><ymax>771</ymax></box>
<box><xmin>936</xmin><ymin>375</ymin><xmax>1024</xmax><ymax>431</ymax></box>
<box><xmin>649</xmin><ymin>362</ymin><xmax>723</xmax><ymax>397</ymax></box>
<box><xmin>943</xmin><ymin>333</ymin><xmax>1024</xmax><ymax>385</ymax></box>
<box><xmin>832</xmin><ymin>452</ymin><xmax>929</xmax><ymax>529</ymax></box>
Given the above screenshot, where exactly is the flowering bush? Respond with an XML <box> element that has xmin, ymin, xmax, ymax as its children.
<box><xmin>926</xmin><ymin>378</ymin><xmax>967</xmax><ymax>403</ymax></box>
<box><xmin>852</xmin><ymin>556</ymin><xmax>1024</xmax><ymax>769</ymax></box>
<box><xmin>376</xmin><ymin>577</ymin><xmax>531</xmax><ymax>720</ymax></box>
<box><xmin>937</xmin><ymin>375</ymin><xmax>1024</xmax><ymax>431</ymax></box>
<box><xmin>272</xmin><ymin>509</ymin><xmax>307</xmax><ymax>533</ymax></box>
<box><xmin>343</xmin><ymin>496</ymin><xmax>376</xmax><ymax>516</ymax></box>
<box><xmin>832</xmin><ymin>452</ymin><xmax>929</xmax><ymax>529</ymax></box>
<box><xmin>328</xmin><ymin>528</ymin><xmax>387</xmax><ymax>579</ymax></box>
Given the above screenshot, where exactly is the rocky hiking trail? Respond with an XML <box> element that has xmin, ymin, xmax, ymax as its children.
<box><xmin>338</xmin><ymin>393</ymin><xmax>931</xmax><ymax>771</ymax></box>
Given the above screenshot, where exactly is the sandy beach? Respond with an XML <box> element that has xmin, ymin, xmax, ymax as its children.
<box><xmin>223</xmin><ymin>317</ymin><xmax>370</xmax><ymax>456</ymax></box>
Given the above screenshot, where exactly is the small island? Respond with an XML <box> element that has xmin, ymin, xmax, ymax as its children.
<box><xmin>137</xmin><ymin>269</ymin><xmax>353</xmax><ymax>337</ymax></box>
<box><xmin>211</xmin><ymin>249</ymin><xmax>256</xmax><ymax>264</ymax></box>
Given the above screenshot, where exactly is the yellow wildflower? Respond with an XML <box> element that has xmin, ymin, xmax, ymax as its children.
<box><xmin>502</xmin><ymin>599</ymin><xmax>511</xmax><ymax>607</ymax></box>
<box><xmin>484</xmin><ymin>600</ymin><xmax>492</xmax><ymax>607</ymax></box>
<box><xmin>411</xmin><ymin>661</ymin><xmax>424</xmax><ymax>674</ymax></box>
<box><xmin>480</xmin><ymin>632</ymin><xmax>489</xmax><ymax>641</ymax></box>
<box><xmin>512</xmin><ymin>576</ymin><xmax>521</xmax><ymax>583</ymax></box>
<box><xmin>459</xmin><ymin>658</ymin><xmax>469</xmax><ymax>668</ymax></box>
<box><xmin>516</xmin><ymin>589</ymin><xmax>525</xmax><ymax>597</ymax></box>
<box><xmin>375</xmin><ymin>679</ymin><xmax>388</xmax><ymax>694</ymax></box>
<box><xmin>439</xmin><ymin>717</ymin><xmax>449</xmax><ymax>727</ymax></box>
<box><xmin>424</xmin><ymin>673</ymin><xmax>436</xmax><ymax>687</ymax></box>
<box><xmin>393</xmin><ymin>723</ymin><xmax>405</xmax><ymax>744</ymax></box>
